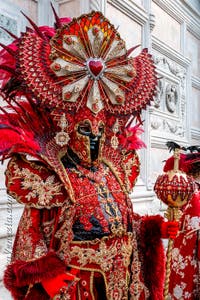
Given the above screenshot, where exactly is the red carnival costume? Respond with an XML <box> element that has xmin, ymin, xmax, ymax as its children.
<box><xmin>164</xmin><ymin>152</ymin><xmax>200</xmax><ymax>299</ymax></box>
<box><xmin>0</xmin><ymin>9</ymin><xmax>174</xmax><ymax>300</ymax></box>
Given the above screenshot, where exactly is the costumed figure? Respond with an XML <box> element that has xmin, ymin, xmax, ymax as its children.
<box><xmin>0</xmin><ymin>8</ymin><xmax>177</xmax><ymax>300</ymax></box>
<box><xmin>161</xmin><ymin>145</ymin><xmax>200</xmax><ymax>299</ymax></box>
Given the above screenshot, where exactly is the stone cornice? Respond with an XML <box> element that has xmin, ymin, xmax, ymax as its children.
<box><xmin>192</xmin><ymin>76</ymin><xmax>200</xmax><ymax>89</ymax></box>
<box><xmin>152</xmin><ymin>36</ymin><xmax>191</xmax><ymax>67</ymax></box>
<box><xmin>107</xmin><ymin>0</ymin><xmax>148</xmax><ymax>24</ymax></box>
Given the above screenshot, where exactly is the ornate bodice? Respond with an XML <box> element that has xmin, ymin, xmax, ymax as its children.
<box><xmin>67</xmin><ymin>163</ymin><xmax>133</xmax><ymax>240</ymax></box>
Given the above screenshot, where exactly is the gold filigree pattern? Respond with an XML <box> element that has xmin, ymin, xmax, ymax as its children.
<box><xmin>122</xmin><ymin>152</ymin><xmax>140</xmax><ymax>192</ymax></box>
<box><xmin>34</xmin><ymin>241</ymin><xmax>48</xmax><ymax>259</ymax></box>
<box><xmin>107</xmin><ymin>264</ymin><xmax>129</xmax><ymax>300</ymax></box>
<box><xmin>55</xmin><ymin>203</ymin><xmax>76</xmax><ymax>264</ymax></box>
<box><xmin>13</xmin><ymin>208</ymin><xmax>47</xmax><ymax>261</ymax></box>
<box><xmin>12</xmin><ymin>164</ymin><xmax>63</xmax><ymax>206</ymax></box>
<box><xmin>13</xmin><ymin>208</ymin><xmax>33</xmax><ymax>261</ymax></box>
<box><xmin>69</xmin><ymin>234</ymin><xmax>133</xmax><ymax>299</ymax></box>
<box><xmin>69</xmin><ymin>234</ymin><xmax>133</xmax><ymax>272</ymax></box>
<box><xmin>129</xmin><ymin>232</ymin><xmax>150</xmax><ymax>299</ymax></box>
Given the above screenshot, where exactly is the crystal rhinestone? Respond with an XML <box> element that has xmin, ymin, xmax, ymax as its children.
<box><xmin>64</xmin><ymin>36</ymin><xmax>73</xmax><ymax>45</ymax></box>
<box><xmin>64</xmin><ymin>91</ymin><xmax>72</xmax><ymax>100</ymax></box>
<box><xmin>92</xmin><ymin>102</ymin><xmax>99</xmax><ymax>112</ymax></box>
<box><xmin>127</xmin><ymin>70</ymin><xmax>135</xmax><ymax>77</ymax></box>
<box><xmin>52</xmin><ymin>63</ymin><xmax>61</xmax><ymax>72</ymax></box>
<box><xmin>116</xmin><ymin>95</ymin><xmax>124</xmax><ymax>104</ymax></box>
<box><xmin>55</xmin><ymin>132</ymin><xmax>70</xmax><ymax>146</ymax></box>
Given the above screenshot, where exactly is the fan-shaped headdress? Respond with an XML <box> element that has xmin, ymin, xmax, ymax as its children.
<box><xmin>0</xmin><ymin>9</ymin><xmax>157</xmax><ymax>201</ymax></box>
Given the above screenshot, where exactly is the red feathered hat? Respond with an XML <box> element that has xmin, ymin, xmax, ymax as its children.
<box><xmin>0</xmin><ymin>9</ymin><xmax>157</xmax><ymax>162</ymax></box>
<box><xmin>163</xmin><ymin>151</ymin><xmax>200</xmax><ymax>176</ymax></box>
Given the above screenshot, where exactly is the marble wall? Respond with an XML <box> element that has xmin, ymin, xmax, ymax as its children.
<box><xmin>0</xmin><ymin>0</ymin><xmax>199</xmax><ymax>298</ymax></box>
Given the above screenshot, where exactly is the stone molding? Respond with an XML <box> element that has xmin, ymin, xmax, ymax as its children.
<box><xmin>153</xmin><ymin>0</ymin><xmax>200</xmax><ymax>38</ymax></box>
<box><xmin>107</xmin><ymin>0</ymin><xmax>148</xmax><ymax>25</ymax></box>
<box><xmin>0</xmin><ymin>1</ymin><xmax>27</xmax><ymax>43</ymax></box>
<box><xmin>192</xmin><ymin>75</ymin><xmax>200</xmax><ymax>89</ymax></box>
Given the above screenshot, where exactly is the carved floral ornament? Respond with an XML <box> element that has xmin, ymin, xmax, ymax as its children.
<box><xmin>150</xmin><ymin>115</ymin><xmax>184</xmax><ymax>137</ymax></box>
<box><xmin>153</xmin><ymin>55</ymin><xmax>186</xmax><ymax>87</ymax></box>
<box><xmin>153</xmin><ymin>79</ymin><xmax>179</xmax><ymax>113</ymax></box>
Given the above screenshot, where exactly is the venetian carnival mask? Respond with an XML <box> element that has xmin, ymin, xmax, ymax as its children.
<box><xmin>68</xmin><ymin>109</ymin><xmax>106</xmax><ymax>166</ymax></box>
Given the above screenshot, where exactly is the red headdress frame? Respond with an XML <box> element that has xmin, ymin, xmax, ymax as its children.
<box><xmin>0</xmin><ymin>10</ymin><xmax>157</xmax><ymax>200</ymax></box>
<box><xmin>16</xmin><ymin>11</ymin><xmax>157</xmax><ymax>117</ymax></box>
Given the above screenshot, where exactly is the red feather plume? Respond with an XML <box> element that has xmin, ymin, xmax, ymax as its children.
<box><xmin>0</xmin><ymin>99</ymin><xmax>55</xmax><ymax>161</ymax></box>
<box><xmin>118</xmin><ymin>123</ymin><xmax>146</xmax><ymax>151</ymax></box>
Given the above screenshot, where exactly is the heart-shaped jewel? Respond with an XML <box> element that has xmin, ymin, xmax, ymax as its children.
<box><xmin>87</xmin><ymin>58</ymin><xmax>104</xmax><ymax>79</ymax></box>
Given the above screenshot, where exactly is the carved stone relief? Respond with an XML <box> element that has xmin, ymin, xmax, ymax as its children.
<box><xmin>153</xmin><ymin>55</ymin><xmax>186</xmax><ymax>83</ymax></box>
<box><xmin>165</xmin><ymin>83</ymin><xmax>178</xmax><ymax>113</ymax></box>
<box><xmin>150</xmin><ymin>117</ymin><xmax>162</xmax><ymax>130</ymax></box>
<box><xmin>153</xmin><ymin>79</ymin><xmax>163</xmax><ymax>108</ymax></box>
<box><xmin>164</xmin><ymin>119</ymin><xmax>184</xmax><ymax>136</ymax></box>
<box><xmin>151</xmin><ymin>116</ymin><xmax>184</xmax><ymax>137</ymax></box>
<box><xmin>0</xmin><ymin>14</ymin><xmax>17</xmax><ymax>43</ymax></box>
<box><xmin>151</xmin><ymin>54</ymin><xmax>187</xmax><ymax>138</ymax></box>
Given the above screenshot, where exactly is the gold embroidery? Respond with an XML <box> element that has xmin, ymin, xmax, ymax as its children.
<box><xmin>69</xmin><ymin>234</ymin><xmax>133</xmax><ymax>299</ymax></box>
<box><xmin>12</xmin><ymin>164</ymin><xmax>63</xmax><ymax>206</ymax></box>
<box><xmin>34</xmin><ymin>240</ymin><xmax>47</xmax><ymax>259</ymax></box>
<box><xmin>129</xmin><ymin>231</ymin><xmax>150</xmax><ymax>299</ymax></box>
<box><xmin>107</xmin><ymin>267</ymin><xmax>129</xmax><ymax>300</ymax></box>
<box><xmin>102</xmin><ymin>158</ymin><xmax>128</xmax><ymax>195</ymax></box>
<box><xmin>122</xmin><ymin>152</ymin><xmax>140</xmax><ymax>192</ymax></box>
<box><xmin>69</xmin><ymin>234</ymin><xmax>132</xmax><ymax>272</ymax></box>
<box><xmin>55</xmin><ymin>203</ymin><xmax>76</xmax><ymax>264</ymax></box>
<box><xmin>13</xmin><ymin>208</ymin><xmax>33</xmax><ymax>261</ymax></box>
<box><xmin>13</xmin><ymin>208</ymin><xmax>47</xmax><ymax>261</ymax></box>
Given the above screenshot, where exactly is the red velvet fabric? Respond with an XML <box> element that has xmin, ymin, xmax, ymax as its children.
<box><xmin>140</xmin><ymin>215</ymin><xmax>165</xmax><ymax>300</ymax></box>
<box><xmin>161</xmin><ymin>221</ymin><xmax>179</xmax><ymax>239</ymax></box>
<box><xmin>3</xmin><ymin>252</ymin><xmax>66</xmax><ymax>300</ymax></box>
<box><xmin>42</xmin><ymin>272</ymin><xmax>78</xmax><ymax>298</ymax></box>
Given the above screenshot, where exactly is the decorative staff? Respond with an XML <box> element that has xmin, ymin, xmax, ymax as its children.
<box><xmin>154</xmin><ymin>142</ymin><xmax>195</xmax><ymax>300</ymax></box>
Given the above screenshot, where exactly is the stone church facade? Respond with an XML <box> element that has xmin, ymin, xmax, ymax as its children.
<box><xmin>0</xmin><ymin>0</ymin><xmax>199</xmax><ymax>297</ymax></box>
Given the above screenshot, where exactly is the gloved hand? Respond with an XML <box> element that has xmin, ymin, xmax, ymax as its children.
<box><xmin>161</xmin><ymin>221</ymin><xmax>179</xmax><ymax>239</ymax></box>
<box><xmin>42</xmin><ymin>269</ymin><xmax>79</xmax><ymax>299</ymax></box>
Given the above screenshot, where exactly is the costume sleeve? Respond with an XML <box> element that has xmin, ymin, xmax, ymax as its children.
<box><xmin>4</xmin><ymin>206</ymin><xmax>66</xmax><ymax>300</ymax></box>
<box><xmin>3</xmin><ymin>156</ymin><xmax>68</xmax><ymax>300</ymax></box>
